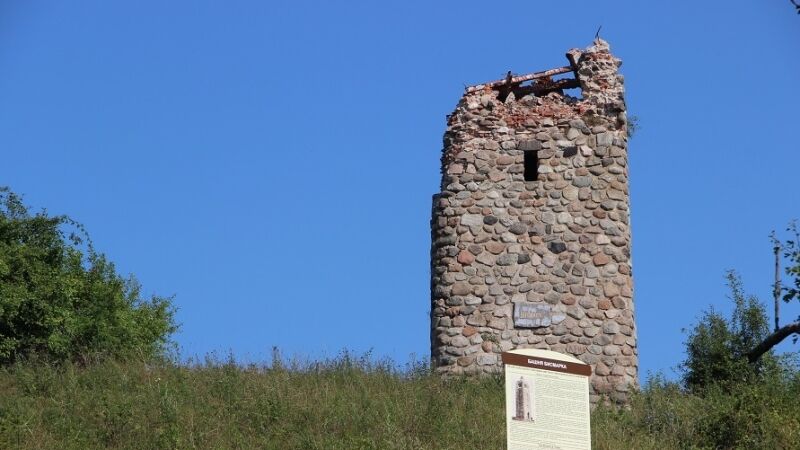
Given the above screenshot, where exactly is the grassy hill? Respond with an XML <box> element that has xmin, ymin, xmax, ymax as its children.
<box><xmin>0</xmin><ymin>354</ymin><xmax>798</xmax><ymax>449</ymax></box>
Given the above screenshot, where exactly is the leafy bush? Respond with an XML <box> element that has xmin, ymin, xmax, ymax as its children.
<box><xmin>680</xmin><ymin>271</ymin><xmax>792</xmax><ymax>392</ymax></box>
<box><xmin>0</xmin><ymin>187</ymin><xmax>176</xmax><ymax>364</ymax></box>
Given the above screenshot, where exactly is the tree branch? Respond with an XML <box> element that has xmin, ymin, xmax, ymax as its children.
<box><xmin>747</xmin><ymin>321</ymin><xmax>800</xmax><ymax>363</ymax></box>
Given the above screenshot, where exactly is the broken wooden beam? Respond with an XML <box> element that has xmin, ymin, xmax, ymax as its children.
<box><xmin>465</xmin><ymin>66</ymin><xmax>574</xmax><ymax>93</ymax></box>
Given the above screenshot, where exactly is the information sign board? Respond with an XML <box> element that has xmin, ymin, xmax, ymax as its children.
<box><xmin>502</xmin><ymin>349</ymin><xmax>592</xmax><ymax>450</ymax></box>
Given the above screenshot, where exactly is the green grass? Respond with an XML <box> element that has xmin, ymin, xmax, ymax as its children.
<box><xmin>0</xmin><ymin>354</ymin><xmax>798</xmax><ymax>449</ymax></box>
<box><xmin>593</xmin><ymin>375</ymin><xmax>800</xmax><ymax>450</ymax></box>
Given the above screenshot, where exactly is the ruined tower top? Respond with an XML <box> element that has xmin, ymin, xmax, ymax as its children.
<box><xmin>431</xmin><ymin>39</ymin><xmax>637</xmax><ymax>404</ymax></box>
<box><xmin>454</xmin><ymin>38</ymin><xmax>627</xmax><ymax>145</ymax></box>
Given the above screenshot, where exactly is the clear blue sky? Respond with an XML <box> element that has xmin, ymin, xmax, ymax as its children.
<box><xmin>2</xmin><ymin>1</ymin><xmax>798</xmax><ymax>379</ymax></box>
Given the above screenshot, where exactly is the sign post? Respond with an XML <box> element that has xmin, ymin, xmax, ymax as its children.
<box><xmin>502</xmin><ymin>349</ymin><xmax>592</xmax><ymax>450</ymax></box>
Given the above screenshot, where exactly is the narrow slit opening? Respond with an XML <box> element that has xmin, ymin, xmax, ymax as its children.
<box><xmin>524</xmin><ymin>151</ymin><xmax>539</xmax><ymax>181</ymax></box>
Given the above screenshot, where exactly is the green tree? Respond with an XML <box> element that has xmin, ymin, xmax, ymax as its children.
<box><xmin>681</xmin><ymin>271</ymin><xmax>787</xmax><ymax>392</ymax></box>
<box><xmin>0</xmin><ymin>187</ymin><xmax>176</xmax><ymax>364</ymax></box>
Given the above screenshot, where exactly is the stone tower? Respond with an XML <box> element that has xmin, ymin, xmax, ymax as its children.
<box><xmin>430</xmin><ymin>39</ymin><xmax>637</xmax><ymax>403</ymax></box>
<box><xmin>514</xmin><ymin>377</ymin><xmax>532</xmax><ymax>421</ymax></box>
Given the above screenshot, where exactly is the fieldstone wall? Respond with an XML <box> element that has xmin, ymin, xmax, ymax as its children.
<box><xmin>430</xmin><ymin>39</ymin><xmax>637</xmax><ymax>403</ymax></box>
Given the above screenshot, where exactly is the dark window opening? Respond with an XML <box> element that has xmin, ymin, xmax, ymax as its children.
<box><xmin>524</xmin><ymin>151</ymin><xmax>539</xmax><ymax>181</ymax></box>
